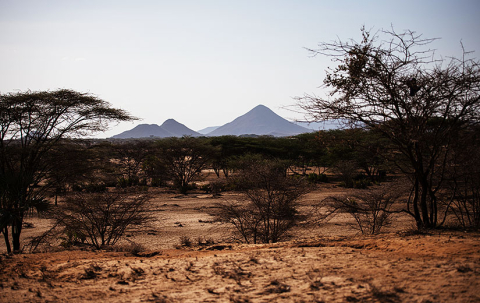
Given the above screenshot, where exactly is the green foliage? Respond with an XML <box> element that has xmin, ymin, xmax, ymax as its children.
<box><xmin>72</xmin><ymin>182</ymin><xmax>107</xmax><ymax>193</ymax></box>
<box><xmin>60</xmin><ymin>228</ymin><xmax>87</xmax><ymax>248</ymax></box>
<box><xmin>353</xmin><ymin>177</ymin><xmax>372</xmax><ymax>189</ymax></box>
<box><xmin>117</xmin><ymin>176</ymin><xmax>140</xmax><ymax>188</ymax></box>
<box><xmin>307</xmin><ymin>173</ymin><xmax>329</xmax><ymax>184</ymax></box>
<box><xmin>150</xmin><ymin>177</ymin><xmax>166</xmax><ymax>187</ymax></box>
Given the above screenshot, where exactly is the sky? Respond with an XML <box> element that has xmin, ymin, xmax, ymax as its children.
<box><xmin>1</xmin><ymin>0</ymin><xmax>479</xmax><ymax>138</ymax></box>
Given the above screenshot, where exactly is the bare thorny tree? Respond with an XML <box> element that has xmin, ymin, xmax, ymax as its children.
<box><xmin>216</xmin><ymin>156</ymin><xmax>311</xmax><ymax>244</ymax></box>
<box><xmin>25</xmin><ymin>189</ymin><xmax>153</xmax><ymax>252</ymax></box>
<box><xmin>59</xmin><ymin>190</ymin><xmax>152</xmax><ymax>250</ymax></box>
<box><xmin>297</xmin><ymin>27</ymin><xmax>480</xmax><ymax>229</ymax></box>
<box><xmin>323</xmin><ymin>182</ymin><xmax>407</xmax><ymax>235</ymax></box>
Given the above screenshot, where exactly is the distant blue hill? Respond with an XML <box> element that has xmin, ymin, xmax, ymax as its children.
<box><xmin>197</xmin><ymin>126</ymin><xmax>220</xmax><ymax>135</ymax></box>
<box><xmin>111</xmin><ymin>105</ymin><xmax>342</xmax><ymax>139</ymax></box>
<box><xmin>293</xmin><ymin>120</ymin><xmax>345</xmax><ymax>130</ymax></box>
<box><xmin>111</xmin><ymin>119</ymin><xmax>199</xmax><ymax>139</ymax></box>
<box><xmin>206</xmin><ymin>105</ymin><xmax>312</xmax><ymax>137</ymax></box>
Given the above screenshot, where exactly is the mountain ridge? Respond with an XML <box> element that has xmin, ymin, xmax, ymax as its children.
<box><xmin>111</xmin><ymin>105</ymin><xmax>316</xmax><ymax>139</ymax></box>
<box><xmin>112</xmin><ymin>119</ymin><xmax>200</xmax><ymax>139</ymax></box>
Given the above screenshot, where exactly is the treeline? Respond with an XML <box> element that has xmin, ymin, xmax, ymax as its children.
<box><xmin>47</xmin><ymin>129</ymin><xmax>391</xmax><ymax>196</ymax></box>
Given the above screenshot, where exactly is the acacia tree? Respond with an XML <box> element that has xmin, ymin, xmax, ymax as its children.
<box><xmin>150</xmin><ymin>137</ymin><xmax>216</xmax><ymax>194</ymax></box>
<box><xmin>297</xmin><ymin>27</ymin><xmax>480</xmax><ymax>229</ymax></box>
<box><xmin>112</xmin><ymin>140</ymin><xmax>152</xmax><ymax>187</ymax></box>
<box><xmin>318</xmin><ymin>129</ymin><xmax>390</xmax><ymax>186</ymax></box>
<box><xmin>46</xmin><ymin>140</ymin><xmax>97</xmax><ymax>205</ymax></box>
<box><xmin>0</xmin><ymin>89</ymin><xmax>135</xmax><ymax>253</ymax></box>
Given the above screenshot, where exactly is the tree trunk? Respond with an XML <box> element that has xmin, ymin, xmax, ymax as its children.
<box><xmin>12</xmin><ymin>217</ymin><xmax>23</xmax><ymax>252</ymax></box>
<box><xmin>2</xmin><ymin>226</ymin><xmax>12</xmax><ymax>254</ymax></box>
<box><xmin>420</xmin><ymin>181</ymin><xmax>431</xmax><ymax>227</ymax></box>
<box><xmin>412</xmin><ymin>179</ymin><xmax>423</xmax><ymax>229</ymax></box>
<box><xmin>213</xmin><ymin>167</ymin><xmax>220</xmax><ymax>178</ymax></box>
<box><xmin>429</xmin><ymin>190</ymin><xmax>438</xmax><ymax>227</ymax></box>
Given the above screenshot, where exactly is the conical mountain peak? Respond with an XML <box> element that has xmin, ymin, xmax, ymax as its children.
<box><xmin>161</xmin><ymin>119</ymin><xmax>199</xmax><ymax>137</ymax></box>
<box><xmin>207</xmin><ymin>105</ymin><xmax>311</xmax><ymax>137</ymax></box>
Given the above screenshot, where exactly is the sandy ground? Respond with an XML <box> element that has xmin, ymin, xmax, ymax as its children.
<box><xmin>1</xmin><ymin>181</ymin><xmax>479</xmax><ymax>302</ymax></box>
<box><xmin>0</xmin><ymin>232</ymin><xmax>479</xmax><ymax>302</ymax></box>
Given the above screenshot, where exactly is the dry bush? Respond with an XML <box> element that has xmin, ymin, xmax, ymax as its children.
<box><xmin>324</xmin><ymin>183</ymin><xmax>403</xmax><ymax>234</ymax></box>
<box><xmin>216</xmin><ymin>157</ymin><xmax>311</xmax><ymax>244</ymax></box>
<box><xmin>445</xmin><ymin>134</ymin><xmax>480</xmax><ymax>229</ymax></box>
<box><xmin>335</xmin><ymin>160</ymin><xmax>358</xmax><ymax>188</ymax></box>
<box><xmin>49</xmin><ymin>189</ymin><xmax>153</xmax><ymax>249</ymax></box>
<box><xmin>179</xmin><ymin>236</ymin><xmax>192</xmax><ymax>247</ymax></box>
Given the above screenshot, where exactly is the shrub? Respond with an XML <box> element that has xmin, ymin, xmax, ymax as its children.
<box><xmin>54</xmin><ymin>189</ymin><xmax>152</xmax><ymax>249</ymax></box>
<box><xmin>216</xmin><ymin>157</ymin><xmax>311</xmax><ymax>244</ymax></box>
<box><xmin>324</xmin><ymin>183</ymin><xmax>402</xmax><ymax>234</ymax></box>
<box><xmin>117</xmin><ymin>176</ymin><xmax>140</xmax><ymax>188</ymax></box>
<box><xmin>335</xmin><ymin>160</ymin><xmax>358</xmax><ymax>188</ymax></box>
<box><xmin>353</xmin><ymin>177</ymin><xmax>372</xmax><ymax>189</ymax></box>
<box><xmin>150</xmin><ymin>177</ymin><xmax>165</xmax><ymax>187</ymax></box>
<box><xmin>202</xmin><ymin>180</ymin><xmax>227</xmax><ymax>196</ymax></box>
<box><xmin>72</xmin><ymin>182</ymin><xmax>107</xmax><ymax>193</ymax></box>
<box><xmin>307</xmin><ymin>173</ymin><xmax>329</xmax><ymax>184</ymax></box>
<box><xmin>179</xmin><ymin>236</ymin><xmax>192</xmax><ymax>247</ymax></box>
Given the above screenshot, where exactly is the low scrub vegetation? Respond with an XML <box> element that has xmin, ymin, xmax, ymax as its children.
<box><xmin>4</xmin><ymin>129</ymin><xmax>480</xmax><ymax>252</ymax></box>
<box><xmin>216</xmin><ymin>156</ymin><xmax>311</xmax><ymax>244</ymax></box>
<box><xmin>323</xmin><ymin>182</ymin><xmax>405</xmax><ymax>234</ymax></box>
<box><xmin>28</xmin><ymin>189</ymin><xmax>153</xmax><ymax>251</ymax></box>
<box><xmin>4</xmin><ymin>128</ymin><xmax>480</xmax><ymax>252</ymax></box>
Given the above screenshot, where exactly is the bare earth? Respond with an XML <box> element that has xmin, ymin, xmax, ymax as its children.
<box><xmin>1</xmin><ymin>182</ymin><xmax>479</xmax><ymax>302</ymax></box>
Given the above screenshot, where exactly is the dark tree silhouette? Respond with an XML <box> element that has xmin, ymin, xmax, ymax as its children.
<box><xmin>297</xmin><ymin>27</ymin><xmax>480</xmax><ymax>229</ymax></box>
<box><xmin>0</xmin><ymin>89</ymin><xmax>136</xmax><ymax>253</ymax></box>
<box><xmin>149</xmin><ymin>137</ymin><xmax>216</xmax><ymax>194</ymax></box>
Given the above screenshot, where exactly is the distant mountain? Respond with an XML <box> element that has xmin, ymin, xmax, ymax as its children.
<box><xmin>294</xmin><ymin>120</ymin><xmax>344</xmax><ymax>131</ymax></box>
<box><xmin>111</xmin><ymin>119</ymin><xmax>199</xmax><ymax>139</ymax></box>
<box><xmin>160</xmin><ymin>119</ymin><xmax>200</xmax><ymax>137</ymax></box>
<box><xmin>197</xmin><ymin>126</ymin><xmax>220</xmax><ymax>135</ymax></box>
<box><xmin>207</xmin><ymin>105</ymin><xmax>312</xmax><ymax>137</ymax></box>
<box><xmin>111</xmin><ymin>124</ymin><xmax>173</xmax><ymax>139</ymax></box>
<box><xmin>111</xmin><ymin>106</ymin><xmax>340</xmax><ymax>139</ymax></box>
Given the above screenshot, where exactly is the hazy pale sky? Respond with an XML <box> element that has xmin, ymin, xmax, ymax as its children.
<box><xmin>1</xmin><ymin>0</ymin><xmax>479</xmax><ymax>137</ymax></box>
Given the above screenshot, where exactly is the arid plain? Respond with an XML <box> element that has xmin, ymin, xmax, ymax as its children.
<box><xmin>1</xmin><ymin>172</ymin><xmax>479</xmax><ymax>302</ymax></box>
